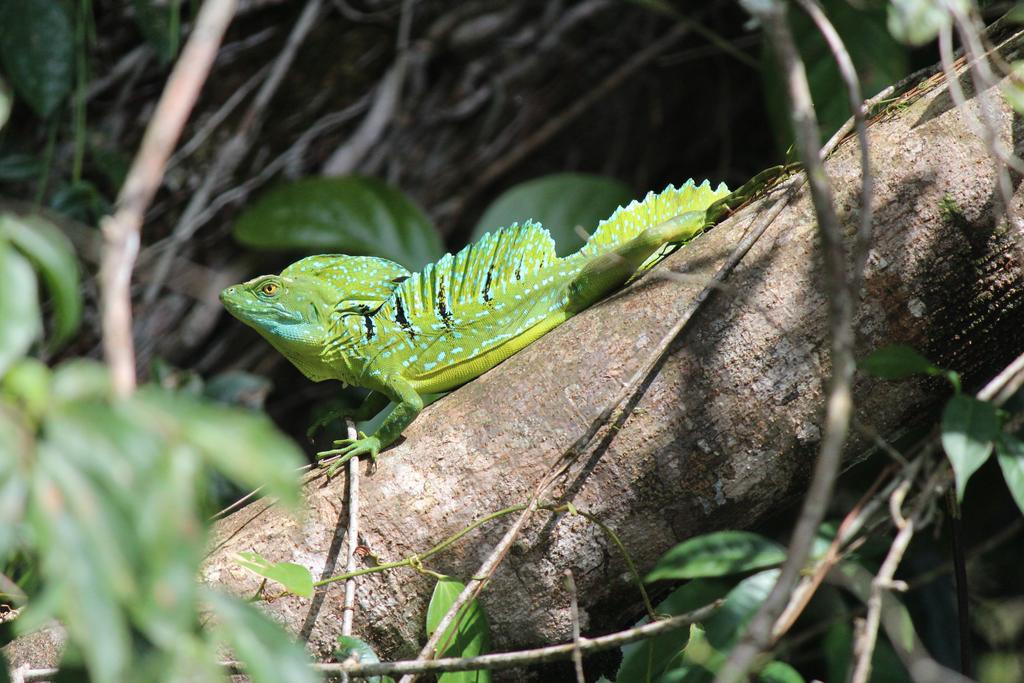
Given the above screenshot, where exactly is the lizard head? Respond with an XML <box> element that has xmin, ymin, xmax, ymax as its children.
<box><xmin>220</xmin><ymin>274</ymin><xmax>334</xmax><ymax>357</ymax></box>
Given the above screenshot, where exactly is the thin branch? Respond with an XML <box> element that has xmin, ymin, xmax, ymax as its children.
<box><xmin>142</xmin><ymin>0</ymin><xmax>323</xmax><ymax>305</ymax></box>
<box><xmin>715</xmin><ymin>2</ymin><xmax>857</xmax><ymax>681</ymax></box>
<box><xmin>341</xmin><ymin>418</ymin><xmax>361</xmax><ymax>636</ymax></box>
<box><xmin>849</xmin><ymin>460</ymin><xmax>928</xmax><ymax>683</ymax></box>
<box><xmin>321</xmin><ymin>601</ymin><xmax>721</xmax><ymax>678</ymax></box>
<box><xmin>99</xmin><ymin>0</ymin><xmax>237</xmax><ymax>397</ymax></box>
<box><xmin>563</xmin><ymin>570</ymin><xmax>586</xmax><ymax>683</ymax></box>
<box><xmin>793</xmin><ymin>0</ymin><xmax>874</xmax><ymax>291</ymax></box>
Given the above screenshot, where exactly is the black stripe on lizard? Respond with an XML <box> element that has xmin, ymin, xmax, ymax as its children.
<box><xmin>393</xmin><ymin>294</ymin><xmax>415</xmax><ymax>338</ymax></box>
<box><xmin>436</xmin><ymin>279</ymin><xmax>454</xmax><ymax>327</ymax></box>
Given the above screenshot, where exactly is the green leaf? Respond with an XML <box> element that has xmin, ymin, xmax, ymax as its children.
<box><xmin>758</xmin><ymin>661</ymin><xmax>805</xmax><ymax>683</ymax></box>
<box><xmin>887</xmin><ymin>0</ymin><xmax>959</xmax><ymax>47</ymax></box>
<box><xmin>617</xmin><ymin>579</ymin><xmax>732</xmax><ymax>683</ymax></box>
<box><xmin>704</xmin><ymin>569</ymin><xmax>778</xmax><ymax>651</ymax></box>
<box><xmin>129</xmin><ymin>387</ymin><xmax>304</xmax><ymax>509</ymax></box>
<box><xmin>234</xmin><ymin>552</ymin><xmax>313</xmax><ymax>598</ymax></box>
<box><xmin>471</xmin><ymin>173</ymin><xmax>634</xmax><ymax>256</ymax></box>
<box><xmin>204</xmin><ymin>589</ymin><xmax>318</xmax><ymax>683</ymax></box>
<box><xmin>859</xmin><ymin>345</ymin><xmax>942</xmax><ymax>380</ymax></box>
<box><xmin>0</xmin><ymin>242</ymin><xmax>41</xmax><ymax>377</ymax></box>
<box><xmin>234</xmin><ymin>175</ymin><xmax>443</xmax><ymax>270</ymax></box>
<box><xmin>133</xmin><ymin>0</ymin><xmax>180</xmax><ymax>63</ymax></box>
<box><xmin>0</xmin><ymin>74</ymin><xmax>11</xmax><ymax>132</ymax></box>
<box><xmin>646</xmin><ymin>531</ymin><xmax>786</xmax><ymax>582</ymax></box>
<box><xmin>0</xmin><ymin>0</ymin><xmax>74</xmax><ymax>117</ymax></box>
<box><xmin>0</xmin><ymin>212</ymin><xmax>82</xmax><ymax>348</ymax></box>
<box><xmin>996</xmin><ymin>434</ymin><xmax>1024</xmax><ymax>517</ymax></box>
<box><xmin>941</xmin><ymin>394</ymin><xmax>1000</xmax><ymax>501</ymax></box>
<box><xmin>336</xmin><ymin>635</ymin><xmax>394</xmax><ymax>683</ymax></box>
<box><xmin>763</xmin><ymin>0</ymin><xmax>907</xmax><ymax>146</ymax></box>
<box><xmin>426</xmin><ymin>578</ymin><xmax>492</xmax><ymax>683</ymax></box>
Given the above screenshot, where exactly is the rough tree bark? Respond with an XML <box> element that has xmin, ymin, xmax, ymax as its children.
<box><xmin>199</xmin><ymin>31</ymin><xmax>1024</xmax><ymax>671</ymax></box>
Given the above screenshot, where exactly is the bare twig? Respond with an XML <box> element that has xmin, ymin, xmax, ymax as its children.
<box><xmin>715</xmin><ymin>3</ymin><xmax>857</xmax><ymax>681</ymax></box>
<box><xmin>948</xmin><ymin>2</ymin><xmax>1019</xmax><ymax>222</ymax></box>
<box><xmin>849</xmin><ymin>460</ymin><xmax>930</xmax><ymax>683</ymax></box>
<box><xmin>323</xmin><ymin>600</ymin><xmax>721</xmax><ymax>678</ymax></box>
<box><xmin>563</xmin><ymin>570</ymin><xmax>586</xmax><ymax>683</ymax></box>
<box><xmin>99</xmin><ymin>0</ymin><xmax>237</xmax><ymax>397</ymax></box>
<box><xmin>337</xmin><ymin>418</ymin><xmax>361</xmax><ymax>683</ymax></box>
<box><xmin>341</xmin><ymin>418</ymin><xmax>361</xmax><ymax>637</ymax></box>
<box><xmin>793</xmin><ymin>0</ymin><xmax>873</xmax><ymax>290</ymax></box>
<box><xmin>143</xmin><ymin>0</ymin><xmax>323</xmax><ymax>305</ymax></box>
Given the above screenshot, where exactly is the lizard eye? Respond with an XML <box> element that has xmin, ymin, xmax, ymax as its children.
<box><xmin>260</xmin><ymin>282</ymin><xmax>279</xmax><ymax>297</ymax></box>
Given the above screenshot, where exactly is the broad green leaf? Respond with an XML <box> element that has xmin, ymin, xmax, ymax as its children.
<box><xmin>0</xmin><ymin>0</ymin><xmax>74</xmax><ymax>117</ymax></box>
<box><xmin>426</xmin><ymin>578</ymin><xmax>492</xmax><ymax>683</ymax></box>
<box><xmin>0</xmin><ymin>212</ymin><xmax>82</xmax><ymax>348</ymax></box>
<box><xmin>0</xmin><ymin>243</ymin><xmax>41</xmax><ymax>377</ymax></box>
<box><xmin>133</xmin><ymin>0</ymin><xmax>180</xmax><ymax>63</ymax></box>
<box><xmin>234</xmin><ymin>175</ymin><xmax>443</xmax><ymax>270</ymax></box>
<box><xmin>204</xmin><ymin>589</ymin><xmax>318</xmax><ymax>683</ymax></box>
<box><xmin>887</xmin><ymin>0</ymin><xmax>961</xmax><ymax>46</ymax></box>
<box><xmin>0</xmin><ymin>74</ymin><xmax>11</xmax><ymax>132</ymax></box>
<box><xmin>235</xmin><ymin>552</ymin><xmax>313</xmax><ymax>598</ymax></box>
<box><xmin>129</xmin><ymin>387</ymin><xmax>304</xmax><ymax>508</ymax></box>
<box><xmin>859</xmin><ymin>345</ymin><xmax>941</xmax><ymax>380</ymax></box>
<box><xmin>941</xmin><ymin>394</ymin><xmax>999</xmax><ymax>501</ymax></box>
<box><xmin>336</xmin><ymin>635</ymin><xmax>394</xmax><ymax>683</ymax></box>
<box><xmin>617</xmin><ymin>579</ymin><xmax>732</xmax><ymax>683</ymax></box>
<box><xmin>471</xmin><ymin>173</ymin><xmax>634</xmax><ymax>256</ymax></box>
<box><xmin>646</xmin><ymin>531</ymin><xmax>786</xmax><ymax>582</ymax></box>
<box><xmin>996</xmin><ymin>434</ymin><xmax>1024</xmax><ymax>517</ymax></box>
<box><xmin>758</xmin><ymin>661</ymin><xmax>805</xmax><ymax>683</ymax></box>
<box><xmin>763</xmin><ymin>0</ymin><xmax>907</xmax><ymax>146</ymax></box>
<box><xmin>704</xmin><ymin>569</ymin><xmax>778</xmax><ymax>650</ymax></box>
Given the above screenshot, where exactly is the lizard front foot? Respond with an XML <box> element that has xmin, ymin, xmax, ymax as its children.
<box><xmin>316</xmin><ymin>433</ymin><xmax>382</xmax><ymax>478</ymax></box>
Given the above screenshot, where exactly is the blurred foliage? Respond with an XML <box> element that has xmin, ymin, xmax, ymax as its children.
<box><xmin>0</xmin><ymin>212</ymin><xmax>317</xmax><ymax>681</ymax></box>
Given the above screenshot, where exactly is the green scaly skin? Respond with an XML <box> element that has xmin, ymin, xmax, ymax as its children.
<box><xmin>221</xmin><ymin>179</ymin><xmax>730</xmax><ymax>475</ymax></box>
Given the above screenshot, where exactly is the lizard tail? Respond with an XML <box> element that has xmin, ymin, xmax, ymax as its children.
<box><xmin>575</xmin><ymin>178</ymin><xmax>730</xmax><ymax>271</ymax></box>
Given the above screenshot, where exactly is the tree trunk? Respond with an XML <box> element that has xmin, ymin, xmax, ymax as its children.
<box><xmin>201</xmin><ymin>28</ymin><xmax>1024</xmax><ymax>668</ymax></box>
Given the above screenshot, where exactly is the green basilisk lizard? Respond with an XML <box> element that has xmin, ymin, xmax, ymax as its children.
<box><xmin>221</xmin><ymin>179</ymin><xmax>730</xmax><ymax>475</ymax></box>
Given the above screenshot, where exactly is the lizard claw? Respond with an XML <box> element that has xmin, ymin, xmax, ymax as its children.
<box><xmin>316</xmin><ymin>433</ymin><xmax>381</xmax><ymax>478</ymax></box>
